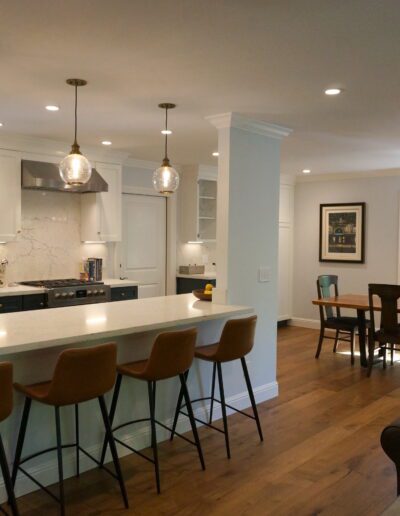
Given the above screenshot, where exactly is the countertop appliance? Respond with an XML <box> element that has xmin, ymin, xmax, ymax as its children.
<box><xmin>19</xmin><ymin>279</ymin><xmax>111</xmax><ymax>308</ymax></box>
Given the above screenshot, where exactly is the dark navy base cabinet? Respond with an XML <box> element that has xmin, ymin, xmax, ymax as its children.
<box><xmin>176</xmin><ymin>277</ymin><xmax>216</xmax><ymax>295</ymax></box>
<box><xmin>110</xmin><ymin>286</ymin><xmax>138</xmax><ymax>301</ymax></box>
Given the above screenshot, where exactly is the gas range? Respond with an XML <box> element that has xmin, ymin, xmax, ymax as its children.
<box><xmin>19</xmin><ymin>279</ymin><xmax>111</xmax><ymax>308</ymax></box>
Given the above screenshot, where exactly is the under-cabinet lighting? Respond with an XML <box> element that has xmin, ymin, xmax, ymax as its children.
<box><xmin>83</xmin><ymin>241</ymin><xmax>107</xmax><ymax>244</ymax></box>
<box><xmin>188</xmin><ymin>240</ymin><xmax>204</xmax><ymax>244</ymax></box>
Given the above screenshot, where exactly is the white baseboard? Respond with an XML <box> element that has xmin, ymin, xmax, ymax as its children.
<box><xmin>289</xmin><ymin>317</ymin><xmax>321</xmax><ymax>329</ymax></box>
<box><xmin>1</xmin><ymin>380</ymin><xmax>278</xmax><ymax>503</ymax></box>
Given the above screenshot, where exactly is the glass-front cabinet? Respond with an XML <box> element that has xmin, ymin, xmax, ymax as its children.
<box><xmin>197</xmin><ymin>179</ymin><xmax>217</xmax><ymax>242</ymax></box>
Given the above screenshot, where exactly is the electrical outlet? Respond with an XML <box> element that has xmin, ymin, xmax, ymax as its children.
<box><xmin>258</xmin><ymin>266</ymin><xmax>270</xmax><ymax>283</ymax></box>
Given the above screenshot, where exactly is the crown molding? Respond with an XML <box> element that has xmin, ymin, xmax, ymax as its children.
<box><xmin>296</xmin><ymin>168</ymin><xmax>400</xmax><ymax>183</ymax></box>
<box><xmin>205</xmin><ymin>112</ymin><xmax>292</xmax><ymax>139</ymax></box>
<box><xmin>0</xmin><ymin>133</ymin><xmax>130</xmax><ymax>164</ymax></box>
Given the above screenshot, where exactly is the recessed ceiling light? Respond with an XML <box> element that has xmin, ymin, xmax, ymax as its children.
<box><xmin>324</xmin><ymin>88</ymin><xmax>342</xmax><ymax>96</ymax></box>
<box><xmin>46</xmin><ymin>105</ymin><xmax>60</xmax><ymax>111</ymax></box>
<box><xmin>302</xmin><ymin>169</ymin><xmax>311</xmax><ymax>174</ymax></box>
<box><xmin>101</xmin><ymin>140</ymin><xmax>112</xmax><ymax>146</ymax></box>
<box><xmin>0</xmin><ymin>123</ymin><xmax>3</xmax><ymax>127</ymax></box>
<box><xmin>212</xmin><ymin>152</ymin><xmax>219</xmax><ymax>157</ymax></box>
<box><xmin>161</xmin><ymin>129</ymin><xmax>172</xmax><ymax>135</ymax></box>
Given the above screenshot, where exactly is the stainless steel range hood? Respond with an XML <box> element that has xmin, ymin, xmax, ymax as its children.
<box><xmin>21</xmin><ymin>160</ymin><xmax>108</xmax><ymax>193</ymax></box>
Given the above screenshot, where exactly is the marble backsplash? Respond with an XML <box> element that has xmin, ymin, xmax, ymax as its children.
<box><xmin>0</xmin><ymin>190</ymin><xmax>109</xmax><ymax>284</ymax></box>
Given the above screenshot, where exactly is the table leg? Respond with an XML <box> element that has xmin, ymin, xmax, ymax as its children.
<box><xmin>357</xmin><ymin>309</ymin><xmax>368</xmax><ymax>367</ymax></box>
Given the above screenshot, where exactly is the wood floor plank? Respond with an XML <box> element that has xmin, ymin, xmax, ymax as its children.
<box><xmin>8</xmin><ymin>326</ymin><xmax>400</xmax><ymax>515</ymax></box>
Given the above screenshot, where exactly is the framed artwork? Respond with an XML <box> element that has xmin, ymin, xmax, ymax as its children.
<box><xmin>319</xmin><ymin>203</ymin><xmax>366</xmax><ymax>263</ymax></box>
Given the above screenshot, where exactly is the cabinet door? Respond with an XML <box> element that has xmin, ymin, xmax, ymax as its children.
<box><xmin>80</xmin><ymin>162</ymin><xmax>122</xmax><ymax>242</ymax></box>
<box><xmin>97</xmin><ymin>163</ymin><xmax>122</xmax><ymax>241</ymax></box>
<box><xmin>0</xmin><ymin>150</ymin><xmax>21</xmax><ymax>242</ymax></box>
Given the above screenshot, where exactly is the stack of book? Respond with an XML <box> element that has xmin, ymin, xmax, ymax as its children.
<box><xmin>83</xmin><ymin>258</ymin><xmax>103</xmax><ymax>282</ymax></box>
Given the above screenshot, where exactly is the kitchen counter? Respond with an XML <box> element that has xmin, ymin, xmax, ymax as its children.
<box><xmin>0</xmin><ymin>293</ymin><xmax>251</xmax><ymax>355</ymax></box>
<box><xmin>0</xmin><ymin>278</ymin><xmax>138</xmax><ymax>297</ymax></box>
<box><xmin>176</xmin><ymin>272</ymin><xmax>216</xmax><ymax>280</ymax></box>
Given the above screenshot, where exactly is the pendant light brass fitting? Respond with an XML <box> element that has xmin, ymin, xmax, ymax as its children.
<box><xmin>158</xmin><ymin>103</ymin><xmax>176</xmax><ymax>110</ymax></box>
<box><xmin>66</xmin><ymin>78</ymin><xmax>88</xmax><ymax>87</ymax></box>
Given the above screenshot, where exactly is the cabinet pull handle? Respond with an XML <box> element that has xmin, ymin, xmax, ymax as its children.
<box><xmin>40</xmin><ymin>302</ymin><xmax>44</xmax><ymax>307</ymax></box>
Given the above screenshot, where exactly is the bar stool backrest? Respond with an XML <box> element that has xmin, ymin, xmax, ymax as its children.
<box><xmin>46</xmin><ymin>343</ymin><xmax>117</xmax><ymax>406</ymax></box>
<box><xmin>368</xmin><ymin>284</ymin><xmax>400</xmax><ymax>336</ymax></box>
<box><xmin>215</xmin><ymin>316</ymin><xmax>257</xmax><ymax>362</ymax></box>
<box><xmin>0</xmin><ymin>362</ymin><xmax>12</xmax><ymax>422</ymax></box>
<box><xmin>144</xmin><ymin>328</ymin><xmax>197</xmax><ymax>380</ymax></box>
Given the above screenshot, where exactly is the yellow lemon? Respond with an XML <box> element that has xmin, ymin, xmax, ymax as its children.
<box><xmin>203</xmin><ymin>290</ymin><xmax>212</xmax><ymax>295</ymax></box>
<box><xmin>205</xmin><ymin>283</ymin><xmax>213</xmax><ymax>291</ymax></box>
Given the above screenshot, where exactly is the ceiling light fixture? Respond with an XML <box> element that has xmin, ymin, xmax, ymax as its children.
<box><xmin>101</xmin><ymin>140</ymin><xmax>112</xmax><ymax>146</ymax></box>
<box><xmin>188</xmin><ymin>240</ymin><xmax>204</xmax><ymax>244</ymax></box>
<box><xmin>324</xmin><ymin>88</ymin><xmax>342</xmax><ymax>96</ymax></box>
<box><xmin>59</xmin><ymin>78</ymin><xmax>92</xmax><ymax>186</ymax></box>
<box><xmin>46</xmin><ymin>105</ymin><xmax>59</xmax><ymax>111</ymax></box>
<box><xmin>161</xmin><ymin>129</ymin><xmax>172</xmax><ymax>135</ymax></box>
<box><xmin>302</xmin><ymin>169</ymin><xmax>311</xmax><ymax>174</ymax></box>
<box><xmin>152</xmin><ymin>103</ymin><xmax>179</xmax><ymax>196</ymax></box>
<box><xmin>0</xmin><ymin>123</ymin><xmax>3</xmax><ymax>127</ymax></box>
<box><xmin>212</xmin><ymin>151</ymin><xmax>219</xmax><ymax>157</ymax></box>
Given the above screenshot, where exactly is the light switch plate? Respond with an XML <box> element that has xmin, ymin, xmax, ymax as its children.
<box><xmin>258</xmin><ymin>266</ymin><xmax>270</xmax><ymax>283</ymax></box>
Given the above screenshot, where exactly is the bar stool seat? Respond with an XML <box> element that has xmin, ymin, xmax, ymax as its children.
<box><xmin>171</xmin><ymin>315</ymin><xmax>263</xmax><ymax>459</ymax></box>
<box><xmin>12</xmin><ymin>343</ymin><xmax>128</xmax><ymax>516</ymax></box>
<box><xmin>100</xmin><ymin>328</ymin><xmax>205</xmax><ymax>494</ymax></box>
<box><xmin>194</xmin><ymin>343</ymin><xmax>219</xmax><ymax>361</ymax></box>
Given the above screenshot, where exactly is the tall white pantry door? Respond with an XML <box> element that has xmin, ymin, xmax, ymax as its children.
<box><xmin>119</xmin><ymin>193</ymin><xmax>167</xmax><ymax>298</ymax></box>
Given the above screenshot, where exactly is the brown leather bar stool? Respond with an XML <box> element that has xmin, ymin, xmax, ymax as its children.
<box><xmin>171</xmin><ymin>315</ymin><xmax>263</xmax><ymax>459</ymax></box>
<box><xmin>100</xmin><ymin>328</ymin><xmax>205</xmax><ymax>494</ymax></box>
<box><xmin>11</xmin><ymin>343</ymin><xmax>128</xmax><ymax>516</ymax></box>
<box><xmin>0</xmin><ymin>363</ymin><xmax>19</xmax><ymax>516</ymax></box>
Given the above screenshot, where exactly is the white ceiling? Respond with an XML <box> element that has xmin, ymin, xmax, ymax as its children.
<box><xmin>1</xmin><ymin>0</ymin><xmax>400</xmax><ymax>176</ymax></box>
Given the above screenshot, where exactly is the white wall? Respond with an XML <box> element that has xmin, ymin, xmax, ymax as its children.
<box><xmin>293</xmin><ymin>175</ymin><xmax>400</xmax><ymax>322</ymax></box>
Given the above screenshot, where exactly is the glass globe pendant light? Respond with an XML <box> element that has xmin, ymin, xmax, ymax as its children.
<box><xmin>152</xmin><ymin>103</ymin><xmax>179</xmax><ymax>195</ymax></box>
<box><xmin>59</xmin><ymin>79</ymin><xmax>92</xmax><ymax>185</ymax></box>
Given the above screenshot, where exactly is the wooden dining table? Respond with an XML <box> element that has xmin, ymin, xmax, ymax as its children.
<box><xmin>312</xmin><ymin>294</ymin><xmax>377</xmax><ymax>368</ymax></box>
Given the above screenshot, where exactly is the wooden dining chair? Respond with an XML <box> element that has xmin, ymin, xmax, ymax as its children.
<box><xmin>367</xmin><ymin>284</ymin><xmax>400</xmax><ymax>376</ymax></box>
<box><xmin>315</xmin><ymin>275</ymin><xmax>360</xmax><ymax>364</ymax></box>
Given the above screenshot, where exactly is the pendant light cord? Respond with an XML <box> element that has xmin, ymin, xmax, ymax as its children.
<box><xmin>164</xmin><ymin>106</ymin><xmax>168</xmax><ymax>160</ymax></box>
<box><xmin>74</xmin><ymin>84</ymin><xmax>78</xmax><ymax>145</ymax></box>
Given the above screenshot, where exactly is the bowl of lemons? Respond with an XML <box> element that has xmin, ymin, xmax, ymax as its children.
<box><xmin>193</xmin><ymin>283</ymin><xmax>213</xmax><ymax>301</ymax></box>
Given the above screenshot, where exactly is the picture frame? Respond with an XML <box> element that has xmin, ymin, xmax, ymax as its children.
<box><xmin>319</xmin><ymin>203</ymin><xmax>365</xmax><ymax>263</ymax></box>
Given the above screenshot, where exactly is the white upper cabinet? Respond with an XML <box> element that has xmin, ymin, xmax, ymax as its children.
<box><xmin>178</xmin><ymin>165</ymin><xmax>217</xmax><ymax>243</ymax></box>
<box><xmin>81</xmin><ymin>162</ymin><xmax>122</xmax><ymax>242</ymax></box>
<box><xmin>0</xmin><ymin>150</ymin><xmax>21</xmax><ymax>242</ymax></box>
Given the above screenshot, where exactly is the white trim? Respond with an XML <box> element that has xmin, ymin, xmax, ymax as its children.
<box><xmin>198</xmin><ymin>165</ymin><xmax>218</xmax><ymax>180</ymax></box>
<box><xmin>0</xmin><ymin>380</ymin><xmax>278</xmax><ymax>503</ymax></box>
<box><xmin>289</xmin><ymin>317</ymin><xmax>321</xmax><ymax>329</ymax></box>
<box><xmin>122</xmin><ymin>185</ymin><xmax>165</xmax><ymax>197</ymax></box>
<box><xmin>123</xmin><ymin>157</ymin><xmax>161</xmax><ymax>170</ymax></box>
<box><xmin>296</xmin><ymin>168</ymin><xmax>400</xmax><ymax>183</ymax></box>
<box><xmin>398</xmin><ymin>193</ymin><xmax>400</xmax><ymax>284</ymax></box>
<box><xmin>206</xmin><ymin>112</ymin><xmax>292</xmax><ymax>139</ymax></box>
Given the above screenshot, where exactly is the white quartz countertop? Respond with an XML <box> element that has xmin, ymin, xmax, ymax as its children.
<box><xmin>0</xmin><ymin>279</ymin><xmax>138</xmax><ymax>297</ymax></box>
<box><xmin>0</xmin><ymin>294</ymin><xmax>252</xmax><ymax>355</ymax></box>
<box><xmin>176</xmin><ymin>273</ymin><xmax>217</xmax><ymax>280</ymax></box>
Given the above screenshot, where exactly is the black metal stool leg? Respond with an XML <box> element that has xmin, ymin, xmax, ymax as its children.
<box><xmin>11</xmin><ymin>397</ymin><xmax>31</xmax><ymax>487</ymax></box>
<box><xmin>170</xmin><ymin>370</ymin><xmax>188</xmax><ymax>441</ymax></box>
<box><xmin>100</xmin><ymin>373</ymin><xmax>122</xmax><ymax>466</ymax></box>
<box><xmin>179</xmin><ymin>374</ymin><xmax>205</xmax><ymax>470</ymax></box>
<box><xmin>0</xmin><ymin>435</ymin><xmax>19</xmax><ymax>516</ymax></box>
<box><xmin>98</xmin><ymin>395</ymin><xmax>129</xmax><ymax>509</ymax></box>
<box><xmin>217</xmin><ymin>363</ymin><xmax>230</xmax><ymax>459</ymax></box>
<box><xmin>75</xmin><ymin>404</ymin><xmax>79</xmax><ymax>477</ymax></box>
<box><xmin>209</xmin><ymin>363</ymin><xmax>217</xmax><ymax>424</ymax></box>
<box><xmin>241</xmin><ymin>357</ymin><xmax>263</xmax><ymax>441</ymax></box>
<box><xmin>148</xmin><ymin>381</ymin><xmax>161</xmax><ymax>494</ymax></box>
<box><xmin>54</xmin><ymin>406</ymin><xmax>65</xmax><ymax>516</ymax></box>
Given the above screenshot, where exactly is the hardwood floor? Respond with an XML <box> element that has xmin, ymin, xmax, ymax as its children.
<box><xmin>10</xmin><ymin>326</ymin><xmax>400</xmax><ymax>515</ymax></box>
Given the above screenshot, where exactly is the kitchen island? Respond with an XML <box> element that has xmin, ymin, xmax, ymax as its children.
<box><xmin>0</xmin><ymin>294</ymin><xmax>253</xmax><ymax>502</ymax></box>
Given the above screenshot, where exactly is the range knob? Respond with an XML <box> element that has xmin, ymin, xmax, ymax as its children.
<box><xmin>87</xmin><ymin>290</ymin><xmax>92</xmax><ymax>296</ymax></box>
<box><xmin>55</xmin><ymin>293</ymin><xmax>61</xmax><ymax>299</ymax></box>
<box><xmin>99</xmin><ymin>289</ymin><xmax>105</xmax><ymax>295</ymax></box>
<box><xmin>93</xmin><ymin>290</ymin><xmax>98</xmax><ymax>295</ymax></box>
<box><xmin>68</xmin><ymin>292</ymin><xmax>74</xmax><ymax>298</ymax></box>
<box><xmin>61</xmin><ymin>292</ymin><xmax>68</xmax><ymax>298</ymax></box>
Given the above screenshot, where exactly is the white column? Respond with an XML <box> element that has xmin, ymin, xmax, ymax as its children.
<box><xmin>207</xmin><ymin>112</ymin><xmax>291</xmax><ymax>394</ymax></box>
